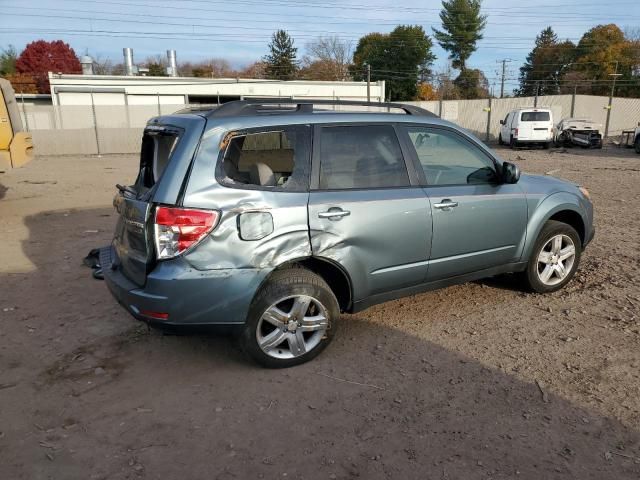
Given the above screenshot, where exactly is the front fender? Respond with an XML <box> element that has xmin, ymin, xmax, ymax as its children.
<box><xmin>520</xmin><ymin>191</ymin><xmax>591</xmax><ymax>261</ymax></box>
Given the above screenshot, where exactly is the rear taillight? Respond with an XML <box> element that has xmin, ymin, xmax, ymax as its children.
<box><xmin>154</xmin><ymin>206</ymin><xmax>220</xmax><ymax>260</ymax></box>
<box><xmin>514</xmin><ymin>128</ymin><xmax>519</xmax><ymax>137</ymax></box>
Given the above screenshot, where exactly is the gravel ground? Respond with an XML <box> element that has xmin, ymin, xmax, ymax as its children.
<box><xmin>0</xmin><ymin>146</ymin><xmax>639</xmax><ymax>479</ymax></box>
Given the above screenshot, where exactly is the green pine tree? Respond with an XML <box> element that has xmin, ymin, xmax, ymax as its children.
<box><xmin>432</xmin><ymin>0</ymin><xmax>487</xmax><ymax>71</ymax></box>
<box><xmin>351</xmin><ymin>26</ymin><xmax>436</xmax><ymax>101</ymax></box>
<box><xmin>264</xmin><ymin>30</ymin><xmax>298</xmax><ymax>80</ymax></box>
<box><xmin>0</xmin><ymin>45</ymin><xmax>17</xmax><ymax>76</ymax></box>
<box><xmin>517</xmin><ymin>27</ymin><xmax>576</xmax><ymax>96</ymax></box>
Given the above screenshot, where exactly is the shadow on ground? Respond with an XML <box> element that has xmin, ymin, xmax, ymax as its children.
<box><xmin>0</xmin><ymin>208</ymin><xmax>638</xmax><ymax>479</ymax></box>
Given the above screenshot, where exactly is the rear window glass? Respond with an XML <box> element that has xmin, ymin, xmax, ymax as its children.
<box><xmin>138</xmin><ymin>131</ymin><xmax>180</xmax><ymax>189</ymax></box>
<box><xmin>521</xmin><ymin>111</ymin><xmax>550</xmax><ymax>122</ymax></box>
<box><xmin>220</xmin><ymin>126</ymin><xmax>310</xmax><ymax>191</ymax></box>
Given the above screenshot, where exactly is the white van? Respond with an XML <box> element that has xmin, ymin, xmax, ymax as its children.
<box><xmin>499</xmin><ymin>108</ymin><xmax>554</xmax><ymax>149</ymax></box>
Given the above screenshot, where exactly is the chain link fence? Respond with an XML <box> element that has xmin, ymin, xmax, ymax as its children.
<box><xmin>17</xmin><ymin>95</ymin><xmax>640</xmax><ymax>156</ymax></box>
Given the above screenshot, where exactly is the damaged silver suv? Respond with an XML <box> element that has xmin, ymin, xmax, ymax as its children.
<box><xmin>102</xmin><ymin>99</ymin><xmax>594</xmax><ymax>368</ymax></box>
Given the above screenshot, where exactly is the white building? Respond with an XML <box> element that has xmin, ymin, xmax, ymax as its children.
<box><xmin>48</xmin><ymin>73</ymin><xmax>386</xmax><ymax>107</ymax></box>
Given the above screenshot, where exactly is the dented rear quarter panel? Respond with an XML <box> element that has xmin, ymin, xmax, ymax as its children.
<box><xmin>180</xmin><ymin>121</ymin><xmax>311</xmax><ymax>272</ymax></box>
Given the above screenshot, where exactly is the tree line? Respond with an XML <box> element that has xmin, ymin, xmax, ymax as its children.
<box><xmin>1</xmin><ymin>0</ymin><xmax>639</xmax><ymax>99</ymax></box>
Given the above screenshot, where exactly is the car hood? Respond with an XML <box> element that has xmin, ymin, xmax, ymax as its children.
<box><xmin>518</xmin><ymin>173</ymin><xmax>580</xmax><ymax>196</ymax></box>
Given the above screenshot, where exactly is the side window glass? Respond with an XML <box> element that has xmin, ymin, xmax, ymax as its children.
<box><xmin>319</xmin><ymin>125</ymin><xmax>409</xmax><ymax>190</ymax></box>
<box><xmin>220</xmin><ymin>127</ymin><xmax>309</xmax><ymax>191</ymax></box>
<box><xmin>503</xmin><ymin>114</ymin><xmax>509</xmax><ymax>124</ymax></box>
<box><xmin>405</xmin><ymin>127</ymin><xmax>497</xmax><ymax>186</ymax></box>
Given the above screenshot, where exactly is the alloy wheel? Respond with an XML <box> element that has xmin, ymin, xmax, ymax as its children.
<box><xmin>256</xmin><ymin>295</ymin><xmax>329</xmax><ymax>359</ymax></box>
<box><xmin>536</xmin><ymin>234</ymin><xmax>576</xmax><ymax>286</ymax></box>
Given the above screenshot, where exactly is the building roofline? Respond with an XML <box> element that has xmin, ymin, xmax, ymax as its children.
<box><xmin>48</xmin><ymin>73</ymin><xmax>383</xmax><ymax>87</ymax></box>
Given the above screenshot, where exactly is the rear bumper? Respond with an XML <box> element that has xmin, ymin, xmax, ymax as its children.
<box><xmin>100</xmin><ymin>246</ymin><xmax>269</xmax><ymax>328</ymax></box>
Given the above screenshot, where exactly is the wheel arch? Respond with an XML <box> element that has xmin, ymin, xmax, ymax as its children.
<box><xmin>257</xmin><ymin>256</ymin><xmax>353</xmax><ymax>313</ymax></box>
<box><xmin>522</xmin><ymin>193</ymin><xmax>588</xmax><ymax>261</ymax></box>
<box><xmin>548</xmin><ymin>210</ymin><xmax>585</xmax><ymax>244</ymax></box>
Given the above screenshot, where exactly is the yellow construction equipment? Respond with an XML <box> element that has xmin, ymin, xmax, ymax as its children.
<box><xmin>0</xmin><ymin>78</ymin><xmax>34</xmax><ymax>172</ymax></box>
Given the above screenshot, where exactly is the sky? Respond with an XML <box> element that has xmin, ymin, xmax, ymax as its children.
<box><xmin>1</xmin><ymin>0</ymin><xmax>639</xmax><ymax>92</ymax></box>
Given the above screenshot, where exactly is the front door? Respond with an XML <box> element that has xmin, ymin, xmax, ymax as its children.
<box><xmin>400</xmin><ymin>125</ymin><xmax>528</xmax><ymax>281</ymax></box>
<box><xmin>308</xmin><ymin>124</ymin><xmax>432</xmax><ymax>302</ymax></box>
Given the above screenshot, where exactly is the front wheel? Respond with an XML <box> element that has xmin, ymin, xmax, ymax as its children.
<box><xmin>241</xmin><ymin>268</ymin><xmax>339</xmax><ymax>368</ymax></box>
<box><xmin>498</xmin><ymin>133</ymin><xmax>504</xmax><ymax>146</ymax></box>
<box><xmin>524</xmin><ymin>220</ymin><xmax>582</xmax><ymax>293</ymax></box>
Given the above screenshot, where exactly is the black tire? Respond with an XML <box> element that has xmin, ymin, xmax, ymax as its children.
<box><xmin>543</xmin><ymin>142</ymin><xmax>550</xmax><ymax>149</ymax></box>
<box><xmin>498</xmin><ymin>133</ymin><xmax>504</xmax><ymax>146</ymax></box>
<box><xmin>510</xmin><ymin>135</ymin><xmax>517</xmax><ymax>149</ymax></box>
<box><xmin>523</xmin><ymin>220</ymin><xmax>582</xmax><ymax>294</ymax></box>
<box><xmin>635</xmin><ymin>135</ymin><xmax>640</xmax><ymax>154</ymax></box>
<box><xmin>241</xmin><ymin>268</ymin><xmax>339</xmax><ymax>368</ymax></box>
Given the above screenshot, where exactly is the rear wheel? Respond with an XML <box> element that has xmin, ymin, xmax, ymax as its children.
<box><xmin>524</xmin><ymin>220</ymin><xmax>581</xmax><ymax>293</ymax></box>
<box><xmin>635</xmin><ymin>135</ymin><xmax>640</xmax><ymax>154</ymax></box>
<box><xmin>241</xmin><ymin>268</ymin><xmax>339</xmax><ymax>368</ymax></box>
<box><xmin>510</xmin><ymin>136</ymin><xmax>518</xmax><ymax>149</ymax></box>
<box><xmin>543</xmin><ymin>142</ymin><xmax>551</xmax><ymax>149</ymax></box>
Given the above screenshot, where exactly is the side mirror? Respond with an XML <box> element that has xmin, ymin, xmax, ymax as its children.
<box><xmin>502</xmin><ymin>161</ymin><xmax>520</xmax><ymax>184</ymax></box>
<box><xmin>499</xmin><ymin>120</ymin><xmax>504</xmax><ymax>125</ymax></box>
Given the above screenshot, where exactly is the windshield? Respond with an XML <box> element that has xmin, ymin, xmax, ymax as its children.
<box><xmin>521</xmin><ymin>111</ymin><xmax>550</xmax><ymax>122</ymax></box>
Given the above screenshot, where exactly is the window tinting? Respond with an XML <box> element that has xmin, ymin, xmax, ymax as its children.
<box><xmin>319</xmin><ymin>125</ymin><xmax>409</xmax><ymax>189</ymax></box>
<box><xmin>521</xmin><ymin>111</ymin><xmax>550</xmax><ymax>122</ymax></box>
<box><xmin>405</xmin><ymin>127</ymin><xmax>497</xmax><ymax>186</ymax></box>
<box><xmin>221</xmin><ymin>127</ymin><xmax>308</xmax><ymax>190</ymax></box>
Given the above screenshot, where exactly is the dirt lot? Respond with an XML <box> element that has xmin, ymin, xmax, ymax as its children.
<box><xmin>1</xmin><ymin>146</ymin><xmax>639</xmax><ymax>479</ymax></box>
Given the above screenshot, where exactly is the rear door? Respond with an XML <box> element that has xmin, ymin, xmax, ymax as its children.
<box><xmin>308</xmin><ymin>124</ymin><xmax>432</xmax><ymax>301</ymax></box>
<box><xmin>519</xmin><ymin>110</ymin><xmax>552</xmax><ymax>141</ymax></box>
<box><xmin>399</xmin><ymin>125</ymin><xmax>528</xmax><ymax>281</ymax></box>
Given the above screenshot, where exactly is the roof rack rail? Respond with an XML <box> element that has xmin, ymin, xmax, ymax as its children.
<box><xmin>207</xmin><ymin>98</ymin><xmax>436</xmax><ymax>118</ymax></box>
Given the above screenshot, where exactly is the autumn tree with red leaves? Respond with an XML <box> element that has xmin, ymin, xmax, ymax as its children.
<box><xmin>15</xmin><ymin>40</ymin><xmax>81</xmax><ymax>93</ymax></box>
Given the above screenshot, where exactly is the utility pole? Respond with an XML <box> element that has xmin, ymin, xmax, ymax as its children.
<box><xmin>497</xmin><ymin>59</ymin><xmax>512</xmax><ymax>98</ymax></box>
<box><xmin>365</xmin><ymin>63</ymin><xmax>371</xmax><ymax>102</ymax></box>
<box><xmin>604</xmin><ymin>60</ymin><xmax>621</xmax><ymax>139</ymax></box>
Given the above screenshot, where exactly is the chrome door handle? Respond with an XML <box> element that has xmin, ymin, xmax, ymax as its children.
<box><xmin>433</xmin><ymin>200</ymin><xmax>458</xmax><ymax>210</ymax></box>
<box><xmin>318</xmin><ymin>209</ymin><xmax>351</xmax><ymax>220</ymax></box>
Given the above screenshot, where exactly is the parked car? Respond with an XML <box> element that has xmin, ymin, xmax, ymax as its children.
<box><xmin>101</xmin><ymin>99</ymin><xmax>594</xmax><ymax>368</ymax></box>
<box><xmin>553</xmin><ymin>118</ymin><xmax>603</xmax><ymax>148</ymax></box>
<box><xmin>499</xmin><ymin>108</ymin><xmax>554</xmax><ymax>149</ymax></box>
